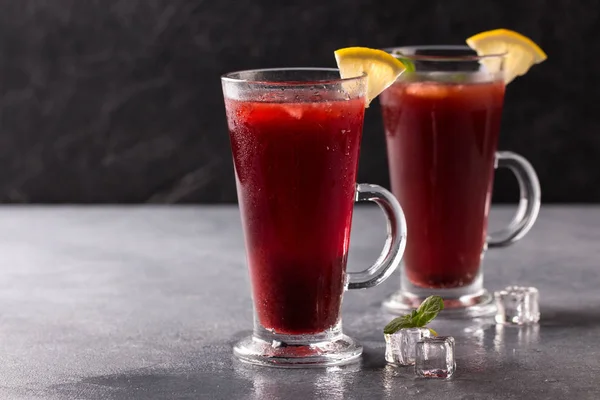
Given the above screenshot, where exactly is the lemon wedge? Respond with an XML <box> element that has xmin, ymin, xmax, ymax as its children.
<box><xmin>334</xmin><ymin>47</ymin><xmax>406</xmax><ymax>106</ymax></box>
<box><xmin>466</xmin><ymin>29</ymin><xmax>547</xmax><ymax>84</ymax></box>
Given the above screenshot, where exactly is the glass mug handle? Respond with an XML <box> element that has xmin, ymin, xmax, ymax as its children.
<box><xmin>488</xmin><ymin>151</ymin><xmax>541</xmax><ymax>247</ymax></box>
<box><xmin>347</xmin><ymin>184</ymin><xmax>407</xmax><ymax>290</ymax></box>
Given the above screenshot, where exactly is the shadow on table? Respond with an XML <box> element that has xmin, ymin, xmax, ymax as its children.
<box><xmin>41</xmin><ymin>310</ymin><xmax>599</xmax><ymax>400</ymax></box>
<box><xmin>539</xmin><ymin>307</ymin><xmax>600</xmax><ymax>329</ymax></box>
<box><xmin>45</xmin><ymin>366</ymin><xmax>252</xmax><ymax>400</ymax></box>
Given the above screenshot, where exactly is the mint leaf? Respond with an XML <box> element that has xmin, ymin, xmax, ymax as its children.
<box><xmin>391</xmin><ymin>51</ymin><xmax>416</xmax><ymax>73</ymax></box>
<box><xmin>399</xmin><ymin>58</ymin><xmax>415</xmax><ymax>73</ymax></box>
<box><xmin>383</xmin><ymin>295</ymin><xmax>444</xmax><ymax>335</ymax></box>
<box><xmin>413</xmin><ymin>296</ymin><xmax>445</xmax><ymax>327</ymax></box>
<box><xmin>383</xmin><ymin>315</ymin><xmax>416</xmax><ymax>334</ymax></box>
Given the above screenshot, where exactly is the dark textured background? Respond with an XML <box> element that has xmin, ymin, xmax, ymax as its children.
<box><xmin>0</xmin><ymin>0</ymin><xmax>597</xmax><ymax>203</ymax></box>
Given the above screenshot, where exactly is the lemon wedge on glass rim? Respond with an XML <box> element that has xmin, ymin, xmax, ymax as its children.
<box><xmin>466</xmin><ymin>29</ymin><xmax>547</xmax><ymax>84</ymax></box>
<box><xmin>334</xmin><ymin>47</ymin><xmax>406</xmax><ymax>107</ymax></box>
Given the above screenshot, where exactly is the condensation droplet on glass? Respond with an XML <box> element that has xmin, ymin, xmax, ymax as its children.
<box><xmin>326</xmin><ymin>146</ymin><xmax>330</xmax><ymax>150</ymax></box>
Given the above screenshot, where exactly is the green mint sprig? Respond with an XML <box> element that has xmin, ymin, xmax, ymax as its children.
<box><xmin>390</xmin><ymin>50</ymin><xmax>416</xmax><ymax>72</ymax></box>
<box><xmin>383</xmin><ymin>295</ymin><xmax>444</xmax><ymax>336</ymax></box>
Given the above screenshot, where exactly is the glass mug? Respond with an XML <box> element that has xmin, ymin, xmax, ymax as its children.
<box><xmin>221</xmin><ymin>68</ymin><xmax>408</xmax><ymax>367</ymax></box>
<box><xmin>379</xmin><ymin>46</ymin><xmax>541</xmax><ymax>318</ymax></box>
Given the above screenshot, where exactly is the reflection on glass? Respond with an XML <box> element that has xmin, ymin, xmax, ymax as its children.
<box><xmin>234</xmin><ymin>361</ymin><xmax>357</xmax><ymax>400</ymax></box>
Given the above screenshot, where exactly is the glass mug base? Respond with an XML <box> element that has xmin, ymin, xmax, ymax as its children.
<box><xmin>382</xmin><ymin>269</ymin><xmax>497</xmax><ymax>319</ymax></box>
<box><xmin>233</xmin><ymin>324</ymin><xmax>362</xmax><ymax>368</ymax></box>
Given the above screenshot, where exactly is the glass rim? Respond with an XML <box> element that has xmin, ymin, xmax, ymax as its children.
<box><xmin>383</xmin><ymin>45</ymin><xmax>507</xmax><ymax>62</ymax></box>
<box><xmin>221</xmin><ymin>67</ymin><xmax>367</xmax><ymax>86</ymax></box>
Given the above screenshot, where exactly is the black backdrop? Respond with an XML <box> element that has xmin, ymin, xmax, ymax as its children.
<box><xmin>0</xmin><ymin>0</ymin><xmax>597</xmax><ymax>203</ymax></box>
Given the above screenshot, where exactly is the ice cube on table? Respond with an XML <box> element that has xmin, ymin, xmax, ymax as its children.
<box><xmin>494</xmin><ymin>286</ymin><xmax>540</xmax><ymax>325</ymax></box>
<box><xmin>415</xmin><ymin>336</ymin><xmax>456</xmax><ymax>379</ymax></box>
<box><xmin>384</xmin><ymin>327</ymin><xmax>431</xmax><ymax>366</ymax></box>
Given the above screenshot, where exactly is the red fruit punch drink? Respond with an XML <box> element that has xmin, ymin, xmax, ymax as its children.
<box><xmin>381</xmin><ymin>46</ymin><xmax>540</xmax><ymax>319</ymax></box>
<box><xmin>224</xmin><ymin>68</ymin><xmax>407</xmax><ymax>367</ymax></box>
<box><xmin>225</xmin><ymin>95</ymin><xmax>365</xmax><ymax>335</ymax></box>
<box><xmin>380</xmin><ymin>78</ymin><xmax>505</xmax><ymax>288</ymax></box>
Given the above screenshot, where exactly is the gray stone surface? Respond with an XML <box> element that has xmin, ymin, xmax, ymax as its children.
<box><xmin>0</xmin><ymin>205</ymin><xmax>598</xmax><ymax>399</ymax></box>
